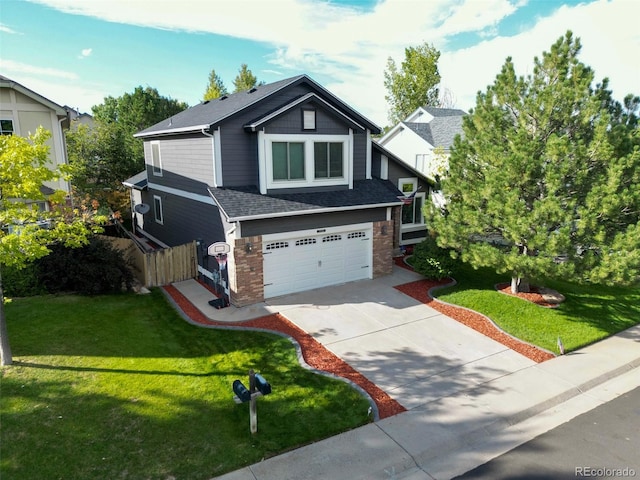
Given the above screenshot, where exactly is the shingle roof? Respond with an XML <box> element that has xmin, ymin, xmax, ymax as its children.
<box><xmin>423</xmin><ymin>107</ymin><xmax>467</xmax><ymax>117</ymax></box>
<box><xmin>135</xmin><ymin>74</ymin><xmax>380</xmax><ymax>137</ymax></box>
<box><xmin>405</xmin><ymin>114</ymin><xmax>464</xmax><ymax>150</ymax></box>
<box><xmin>209</xmin><ymin>178</ymin><xmax>402</xmax><ymax>221</ymax></box>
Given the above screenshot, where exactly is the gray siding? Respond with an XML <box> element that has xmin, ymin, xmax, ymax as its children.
<box><xmin>265</xmin><ymin>100</ymin><xmax>350</xmax><ymax>135</ymax></box>
<box><xmin>144</xmin><ymin>134</ymin><xmax>214</xmax><ymax>189</ymax></box>
<box><xmin>352</xmin><ymin>133</ymin><xmax>368</xmax><ymax>181</ymax></box>
<box><xmin>140</xmin><ymin>188</ymin><xmax>225</xmax><ymax>247</ymax></box>
<box><xmin>240</xmin><ymin>208</ymin><xmax>387</xmax><ymax>237</ymax></box>
<box><xmin>219</xmin><ymin>84</ymin><xmax>369</xmax><ymax>188</ymax></box>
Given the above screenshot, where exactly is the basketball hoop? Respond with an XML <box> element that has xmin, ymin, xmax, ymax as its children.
<box><xmin>215</xmin><ymin>253</ymin><xmax>227</xmax><ymax>270</ymax></box>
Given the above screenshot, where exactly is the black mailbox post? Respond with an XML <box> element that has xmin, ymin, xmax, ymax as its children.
<box><xmin>232</xmin><ymin>369</ymin><xmax>271</xmax><ymax>434</ymax></box>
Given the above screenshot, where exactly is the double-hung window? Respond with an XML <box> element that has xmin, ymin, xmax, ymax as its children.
<box><xmin>272</xmin><ymin>142</ymin><xmax>305</xmax><ymax>180</ymax></box>
<box><xmin>0</xmin><ymin>119</ymin><xmax>14</xmax><ymax>135</ymax></box>
<box><xmin>314</xmin><ymin>142</ymin><xmax>343</xmax><ymax>179</ymax></box>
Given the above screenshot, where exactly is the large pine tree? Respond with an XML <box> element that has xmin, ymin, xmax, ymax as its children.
<box><xmin>427</xmin><ymin>31</ymin><xmax>640</xmax><ymax>293</ymax></box>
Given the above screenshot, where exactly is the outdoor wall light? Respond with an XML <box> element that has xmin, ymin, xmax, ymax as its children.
<box><xmin>245</xmin><ymin>242</ymin><xmax>253</xmax><ymax>253</ymax></box>
<box><xmin>381</xmin><ymin>225</ymin><xmax>388</xmax><ymax>235</ymax></box>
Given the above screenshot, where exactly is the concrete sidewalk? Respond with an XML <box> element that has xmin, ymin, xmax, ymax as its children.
<box><xmin>214</xmin><ymin>326</ymin><xmax>640</xmax><ymax>480</ymax></box>
<box><xmin>169</xmin><ymin>273</ymin><xmax>640</xmax><ymax>479</ymax></box>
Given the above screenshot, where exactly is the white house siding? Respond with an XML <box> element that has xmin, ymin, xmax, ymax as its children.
<box><xmin>1</xmin><ymin>89</ymin><xmax>69</xmax><ymax>193</ymax></box>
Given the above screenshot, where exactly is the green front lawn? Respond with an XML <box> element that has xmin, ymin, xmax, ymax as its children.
<box><xmin>1</xmin><ymin>291</ymin><xmax>371</xmax><ymax>480</ymax></box>
<box><xmin>432</xmin><ymin>263</ymin><xmax>640</xmax><ymax>353</ymax></box>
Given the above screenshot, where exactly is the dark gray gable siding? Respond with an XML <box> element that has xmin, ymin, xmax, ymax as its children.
<box><xmin>140</xmin><ymin>188</ymin><xmax>224</xmax><ymax>248</ymax></box>
<box><xmin>217</xmin><ymin>85</ymin><xmax>318</xmax><ymax>187</ymax></box>
<box><xmin>264</xmin><ymin>100</ymin><xmax>350</xmax><ymax>135</ymax></box>
<box><xmin>219</xmin><ymin>83</ymin><xmax>368</xmax><ymax>188</ymax></box>
<box><xmin>352</xmin><ymin>132</ymin><xmax>368</xmax><ymax>181</ymax></box>
<box><xmin>241</xmin><ymin>208</ymin><xmax>387</xmax><ymax>237</ymax></box>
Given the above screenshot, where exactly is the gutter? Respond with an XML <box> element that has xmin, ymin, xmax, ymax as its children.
<box><xmin>207</xmin><ymin>187</ymin><xmax>402</xmax><ymax>222</ymax></box>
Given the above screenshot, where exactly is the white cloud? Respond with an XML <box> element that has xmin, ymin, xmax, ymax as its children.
<box><xmin>0</xmin><ymin>23</ymin><xmax>21</xmax><ymax>34</ymax></box>
<box><xmin>0</xmin><ymin>59</ymin><xmax>78</xmax><ymax>80</ymax></box>
<box><xmin>79</xmin><ymin>48</ymin><xmax>93</xmax><ymax>59</ymax></box>
<box><xmin>25</xmin><ymin>0</ymin><xmax>640</xmax><ymax>124</ymax></box>
<box><xmin>439</xmin><ymin>0</ymin><xmax>640</xmax><ymax>113</ymax></box>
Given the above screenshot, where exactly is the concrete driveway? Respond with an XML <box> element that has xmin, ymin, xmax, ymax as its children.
<box><xmin>266</xmin><ymin>266</ymin><xmax>535</xmax><ymax>410</ymax></box>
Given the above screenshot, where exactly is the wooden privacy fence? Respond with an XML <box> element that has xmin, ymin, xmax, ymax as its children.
<box><xmin>100</xmin><ymin>236</ymin><xmax>197</xmax><ymax>287</ymax></box>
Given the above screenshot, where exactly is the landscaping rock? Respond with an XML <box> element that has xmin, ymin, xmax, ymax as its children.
<box><xmin>538</xmin><ymin>287</ymin><xmax>565</xmax><ymax>304</ymax></box>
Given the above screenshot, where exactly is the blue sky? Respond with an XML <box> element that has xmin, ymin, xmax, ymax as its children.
<box><xmin>1</xmin><ymin>0</ymin><xmax>638</xmax><ymax>126</ymax></box>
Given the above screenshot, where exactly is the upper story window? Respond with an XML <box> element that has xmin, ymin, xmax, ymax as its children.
<box><xmin>0</xmin><ymin>119</ymin><xmax>14</xmax><ymax>135</ymax></box>
<box><xmin>314</xmin><ymin>142</ymin><xmax>343</xmax><ymax>179</ymax></box>
<box><xmin>272</xmin><ymin>142</ymin><xmax>305</xmax><ymax>180</ymax></box>
<box><xmin>151</xmin><ymin>141</ymin><xmax>162</xmax><ymax>176</ymax></box>
<box><xmin>302</xmin><ymin>110</ymin><xmax>316</xmax><ymax>130</ymax></box>
<box><xmin>262</xmin><ymin>133</ymin><xmax>351</xmax><ymax>191</ymax></box>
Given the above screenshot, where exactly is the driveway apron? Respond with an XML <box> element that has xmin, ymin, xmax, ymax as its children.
<box><xmin>266</xmin><ymin>266</ymin><xmax>535</xmax><ymax>410</ymax></box>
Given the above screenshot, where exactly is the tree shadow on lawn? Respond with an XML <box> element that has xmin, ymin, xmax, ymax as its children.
<box><xmin>549</xmin><ymin>282</ymin><xmax>640</xmax><ymax>336</ymax></box>
<box><xmin>1</xmin><ymin>365</ymin><xmax>370</xmax><ymax>480</ymax></box>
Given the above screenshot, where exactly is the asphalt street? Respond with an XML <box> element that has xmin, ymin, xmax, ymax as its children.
<box><xmin>455</xmin><ymin>386</ymin><xmax>640</xmax><ymax>480</ymax></box>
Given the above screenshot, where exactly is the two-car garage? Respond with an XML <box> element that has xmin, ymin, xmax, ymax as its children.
<box><xmin>262</xmin><ymin>224</ymin><xmax>373</xmax><ymax>298</ymax></box>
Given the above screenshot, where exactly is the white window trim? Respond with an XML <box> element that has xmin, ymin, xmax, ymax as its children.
<box><xmin>398</xmin><ymin>177</ymin><xmax>426</xmax><ymax>227</ymax></box>
<box><xmin>260</xmin><ymin>132</ymin><xmax>352</xmax><ymax>192</ymax></box>
<box><xmin>153</xmin><ymin>195</ymin><xmax>164</xmax><ymax>224</ymax></box>
<box><xmin>151</xmin><ymin>141</ymin><xmax>163</xmax><ymax>177</ymax></box>
<box><xmin>0</xmin><ymin>118</ymin><xmax>15</xmax><ymax>135</ymax></box>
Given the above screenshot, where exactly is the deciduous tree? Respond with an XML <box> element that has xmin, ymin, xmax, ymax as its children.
<box><xmin>384</xmin><ymin>42</ymin><xmax>441</xmax><ymax>125</ymax></box>
<box><xmin>68</xmin><ymin>86</ymin><xmax>187</xmax><ymax>212</ymax></box>
<box><xmin>426</xmin><ymin>31</ymin><xmax>640</xmax><ymax>293</ymax></box>
<box><xmin>0</xmin><ymin>128</ymin><xmax>106</xmax><ymax>365</ymax></box>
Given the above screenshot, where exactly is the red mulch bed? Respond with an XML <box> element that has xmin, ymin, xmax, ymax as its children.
<box><xmin>163</xmin><ymin>284</ymin><xmax>407</xmax><ymax>419</ymax></box>
<box><xmin>393</xmin><ymin>256</ymin><xmax>555</xmax><ymax>363</ymax></box>
<box><xmin>496</xmin><ymin>283</ymin><xmax>558</xmax><ymax>308</ymax></box>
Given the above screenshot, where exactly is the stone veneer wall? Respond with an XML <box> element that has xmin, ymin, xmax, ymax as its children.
<box><xmin>372</xmin><ymin>220</ymin><xmax>394</xmax><ymax>278</ymax></box>
<box><xmin>231</xmin><ymin>235</ymin><xmax>264</xmax><ymax>307</ymax></box>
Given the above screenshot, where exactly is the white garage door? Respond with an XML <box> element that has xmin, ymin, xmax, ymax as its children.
<box><xmin>263</xmin><ymin>224</ymin><xmax>372</xmax><ymax>298</ymax></box>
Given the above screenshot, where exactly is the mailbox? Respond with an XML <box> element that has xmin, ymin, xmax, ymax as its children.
<box><xmin>233</xmin><ymin>380</ymin><xmax>251</xmax><ymax>403</ymax></box>
<box><xmin>254</xmin><ymin>374</ymin><xmax>271</xmax><ymax>395</ymax></box>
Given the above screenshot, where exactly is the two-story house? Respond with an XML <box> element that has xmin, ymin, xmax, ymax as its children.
<box><xmin>126</xmin><ymin>74</ymin><xmax>423</xmax><ymax>306</ymax></box>
<box><xmin>0</xmin><ymin>75</ymin><xmax>71</xmax><ymax>202</ymax></box>
<box><xmin>378</xmin><ymin>106</ymin><xmax>466</xmax><ymax>182</ymax></box>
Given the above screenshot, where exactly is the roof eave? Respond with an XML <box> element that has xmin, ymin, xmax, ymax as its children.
<box><xmin>221</xmin><ymin>201</ymin><xmax>403</xmax><ymax>223</ymax></box>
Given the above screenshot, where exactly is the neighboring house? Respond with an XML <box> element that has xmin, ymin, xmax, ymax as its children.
<box><xmin>0</xmin><ymin>74</ymin><xmax>71</xmax><ymax>207</ymax></box>
<box><xmin>371</xmin><ymin>141</ymin><xmax>434</xmax><ymax>246</ymax></box>
<box><xmin>125</xmin><ymin>74</ymin><xmax>410</xmax><ymax>306</ymax></box>
<box><xmin>65</xmin><ymin>106</ymin><xmax>94</xmax><ymax>127</ymax></box>
<box><xmin>378</xmin><ymin>106</ymin><xmax>466</xmax><ymax>183</ymax></box>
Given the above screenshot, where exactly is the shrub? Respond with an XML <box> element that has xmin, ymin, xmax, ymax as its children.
<box><xmin>1</xmin><ymin>263</ymin><xmax>46</xmax><ymax>297</ymax></box>
<box><xmin>410</xmin><ymin>237</ymin><xmax>460</xmax><ymax>280</ymax></box>
<box><xmin>36</xmin><ymin>236</ymin><xmax>134</xmax><ymax>295</ymax></box>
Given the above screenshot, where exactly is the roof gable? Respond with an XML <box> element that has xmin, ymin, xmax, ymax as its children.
<box><xmin>0</xmin><ymin>75</ymin><xmax>67</xmax><ymax>118</ymax></box>
<box><xmin>135</xmin><ymin>74</ymin><xmax>380</xmax><ymax>138</ymax></box>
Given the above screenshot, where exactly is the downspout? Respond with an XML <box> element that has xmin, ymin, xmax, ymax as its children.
<box><xmin>58</xmin><ymin>116</ymin><xmax>72</xmax><ymax>197</ymax></box>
